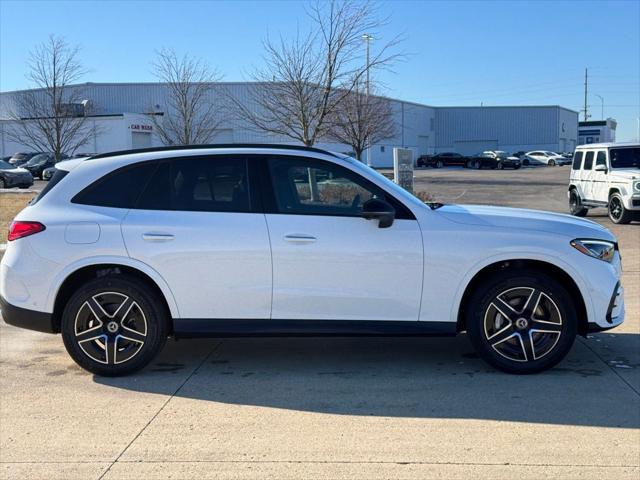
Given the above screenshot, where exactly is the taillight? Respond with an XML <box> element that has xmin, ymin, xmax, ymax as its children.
<box><xmin>8</xmin><ymin>221</ymin><xmax>46</xmax><ymax>241</ymax></box>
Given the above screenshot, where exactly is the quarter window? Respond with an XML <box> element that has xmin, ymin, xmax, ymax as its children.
<box><xmin>572</xmin><ymin>151</ymin><xmax>583</xmax><ymax>170</ymax></box>
<box><xmin>72</xmin><ymin>161</ymin><xmax>157</xmax><ymax>208</ymax></box>
<box><xmin>583</xmin><ymin>151</ymin><xmax>594</xmax><ymax>170</ymax></box>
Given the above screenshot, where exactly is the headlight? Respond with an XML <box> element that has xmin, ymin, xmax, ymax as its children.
<box><xmin>571</xmin><ymin>239</ymin><xmax>616</xmax><ymax>263</ymax></box>
<box><xmin>634</xmin><ymin>181</ymin><xmax>640</xmax><ymax>192</ymax></box>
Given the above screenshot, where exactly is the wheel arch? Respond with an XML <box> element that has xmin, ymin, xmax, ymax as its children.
<box><xmin>455</xmin><ymin>259</ymin><xmax>589</xmax><ymax>335</ymax></box>
<box><xmin>49</xmin><ymin>259</ymin><xmax>179</xmax><ymax>333</ymax></box>
<box><xmin>608</xmin><ymin>187</ymin><xmax>621</xmax><ymax>198</ymax></box>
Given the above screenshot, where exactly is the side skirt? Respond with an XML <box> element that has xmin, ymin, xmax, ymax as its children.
<box><xmin>173</xmin><ymin>319</ymin><xmax>458</xmax><ymax>339</ymax></box>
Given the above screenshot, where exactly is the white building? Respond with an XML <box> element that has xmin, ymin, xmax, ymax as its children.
<box><xmin>578</xmin><ymin>118</ymin><xmax>617</xmax><ymax>145</ymax></box>
<box><xmin>0</xmin><ymin>82</ymin><xmax>579</xmax><ymax>167</ymax></box>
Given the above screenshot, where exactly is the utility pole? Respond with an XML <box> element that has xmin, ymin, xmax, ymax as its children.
<box><xmin>583</xmin><ymin>68</ymin><xmax>589</xmax><ymax>122</ymax></box>
<box><xmin>362</xmin><ymin>33</ymin><xmax>373</xmax><ymax>166</ymax></box>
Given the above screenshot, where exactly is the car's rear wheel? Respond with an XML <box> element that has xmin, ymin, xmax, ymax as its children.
<box><xmin>569</xmin><ymin>189</ymin><xmax>588</xmax><ymax>217</ymax></box>
<box><xmin>496</xmin><ymin>161</ymin><xmax>503</xmax><ymax>170</ymax></box>
<box><xmin>0</xmin><ymin>178</ymin><xmax>5</xmax><ymax>189</ymax></box>
<box><xmin>466</xmin><ymin>270</ymin><xmax>577</xmax><ymax>374</ymax></box>
<box><xmin>61</xmin><ymin>275</ymin><xmax>168</xmax><ymax>376</ymax></box>
<box><xmin>522</xmin><ymin>159</ymin><xmax>530</xmax><ymax>166</ymax></box>
<box><xmin>434</xmin><ymin>160</ymin><xmax>443</xmax><ymax>168</ymax></box>
<box><xmin>608</xmin><ymin>193</ymin><xmax>632</xmax><ymax>224</ymax></box>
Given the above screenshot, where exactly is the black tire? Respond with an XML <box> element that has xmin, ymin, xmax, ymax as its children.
<box><xmin>435</xmin><ymin>160</ymin><xmax>444</xmax><ymax>168</ymax></box>
<box><xmin>496</xmin><ymin>162</ymin><xmax>503</xmax><ymax>170</ymax></box>
<box><xmin>0</xmin><ymin>178</ymin><xmax>6</xmax><ymax>189</ymax></box>
<box><xmin>523</xmin><ymin>159</ymin><xmax>530</xmax><ymax>166</ymax></box>
<box><xmin>548</xmin><ymin>159</ymin><xmax>556</xmax><ymax>167</ymax></box>
<box><xmin>569</xmin><ymin>189</ymin><xmax>588</xmax><ymax>217</ymax></box>
<box><xmin>608</xmin><ymin>192</ymin><xmax>632</xmax><ymax>224</ymax></box>
<box><xmin>466</xmin><ymin>270</ymin><xmax>577</xmax><ymax>374</ymax></box>
<box><xmin>61</xmin><ymin>275</ymin><xmax>168</xmax><ymax>376</ymax></box>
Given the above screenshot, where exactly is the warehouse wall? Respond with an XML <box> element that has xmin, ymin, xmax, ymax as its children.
<box><xmin>434</xmin><ymin>106</ymin><xmax>578</xmax><ymax>154</ymax></box>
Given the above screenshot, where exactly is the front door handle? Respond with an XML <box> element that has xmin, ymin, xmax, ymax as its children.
<box><xmin>142</xmin><ymin>232</ymin><xmax>175</xmax><ymax>242</ymax></box>
<box><xmin>284</xmin><ymin>234</ymin><xmax>317</xmax><ymax>244</ymax></box>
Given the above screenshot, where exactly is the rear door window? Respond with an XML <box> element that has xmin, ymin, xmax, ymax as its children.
<box><xmin>583</xmin><ymin>151</ymin><xmax>594</xmax><ymax>170</ymax></box>
<box><xmin>136</xmin><ymin>156</ymin><xmax>251</xmax><ymax>213</ymax></box>
<box><xmin>595</xmin><ymin>151</ymin><xmax>607</xmax><ymax>167</ymax></box>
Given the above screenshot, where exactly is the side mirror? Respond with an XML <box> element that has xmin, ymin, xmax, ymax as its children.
<box><xmin>361</xmin><ymin>198</ymin><xmax>395</xmax><ymax>228</ymax></box>
<box><xmin>594</xmin><ymin>164</ymin><xmax>608</xmax><ymax>173</ymax></box>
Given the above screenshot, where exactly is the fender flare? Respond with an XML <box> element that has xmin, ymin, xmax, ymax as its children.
<box><xmin>448</xmin><ymin>251</ymin><xmax>595</xmax><ymax>325</ymax></box>
<box><xmin>46</xmin><ymin>255</ymin><xmax>180</xmax><ymax>318</ymax></box>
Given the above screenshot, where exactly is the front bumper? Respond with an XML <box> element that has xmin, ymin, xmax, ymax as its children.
<box><xmin>0</xmin><ymin>295</ymin><xmax>55</xmax><ymax>333</ymax></box>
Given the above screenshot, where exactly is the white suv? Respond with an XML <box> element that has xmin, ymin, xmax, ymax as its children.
<box><xmin>0</xmin><ymin>145</ymin><xmax>625</xmax><ymax>376</ymax></box>
<box><xmin>569</xmin><ymin>143</ymin><xmax>640</xmax><ymax>224</ymax></box>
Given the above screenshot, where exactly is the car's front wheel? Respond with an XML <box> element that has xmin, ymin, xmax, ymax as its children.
<box><xmin>548</xmin><ymin>159</ymin><xmax>556</xmax><ymax>166</ymax></box>
<box><xmin>466</xmin><ymin>270</ymin><xmax>577</xmax><ymax>374</ymax></box>
<box><xmin>61</xmin><ymin>275</ymin><xmax>168</xmax><ymax>376</ymax></box>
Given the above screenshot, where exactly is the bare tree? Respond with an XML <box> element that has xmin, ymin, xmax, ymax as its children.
<box><xmin>327</xmin><ymin>80</ymin><xmax>396</xmax><ymax>160</ymax></box>
<box><xmin>151</xmin><ymin>49</ymin><xmax>223</xmax><ymax>145</ymax></box>
<box><xmin>7</xmin><ymin>35</ymin><xmax>95</xmax><ymax>158</ymax></box>
<box><xmin>229</xmin><ymin>0</ymin><xmax>401</xmax><ymax>146</ymax></box>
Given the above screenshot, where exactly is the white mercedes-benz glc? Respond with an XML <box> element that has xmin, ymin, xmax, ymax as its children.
<box><xmin>0</xmin><ymin>145</ymin><xmax>625</xmax><ymax>376</ymax></box>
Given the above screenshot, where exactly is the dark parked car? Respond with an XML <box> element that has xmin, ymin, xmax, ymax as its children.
<box><xmin>417</xmin><ymin>152</ymin><xmax>467</xmax><ymax>168</ymax></box>
<box><xmin>22</xmin><ymin>153</ymin><xmax>68</xmax><ymax>179</ymax></box>
<box><xmin>8</xmin><ymin>152</ymin><xmax>40</xmax><ymax>167</ymax></box>
<box><xmin>0</xmin><ymin>160</ymin><xmax>34</xmax><ymax>189</ymax></box>
<box><xmin>480</xmin><ymin>151</ymin><xmax>522</xmax><ymax>169</ymax></box>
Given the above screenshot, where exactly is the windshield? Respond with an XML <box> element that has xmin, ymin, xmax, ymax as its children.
<box><xmin>24</xmin><ymin>154</ymin><xmax>48</xmax><ymax>166</ymax></box>
<box><xmin>610</xmin><ymin>147</ymin><xmax>640</xmax><ymax>169</ymax></box>
<box><xmin>0</xmin><ymin>160</ymin><xmax>13</xmax><ymax>169</ymax></box>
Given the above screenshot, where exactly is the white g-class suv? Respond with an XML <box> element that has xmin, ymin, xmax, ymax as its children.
<box><xmin>569</xmin><ymin>143</ymin><xmax>640</xmax><ymax>224</ymax></box>
<box><xmin>0</xmin><ymin>145</ymin><xmax>625</xmax><ymax>376</ymax></box>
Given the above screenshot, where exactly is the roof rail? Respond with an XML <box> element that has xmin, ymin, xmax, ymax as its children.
<box><xmin>88</xmin><ymin>143</ymin><xmax>338</xmax><ymax>160</ymax></box>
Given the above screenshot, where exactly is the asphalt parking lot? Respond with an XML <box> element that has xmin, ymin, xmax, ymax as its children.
<box><xmin>1</xmin><ymin>167</ymin><xmax>639</xmax><ymax>479</ymax></box>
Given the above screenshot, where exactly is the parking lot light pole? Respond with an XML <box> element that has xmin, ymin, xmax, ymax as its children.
<box><xmin>362</xmin><ymin>33</ymin><xmax>373</xmax><ymax>167</ymax></box>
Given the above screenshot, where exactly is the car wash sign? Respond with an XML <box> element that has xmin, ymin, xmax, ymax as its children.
<box><xmin>130</xmin><ymin>123</ymin><xmax>153</xmax><ymax>132</ymax></box>
<box><xmin>393</xmin><ymin>148</ymin><xmax>414</xmax><ymax>193</ymax></box>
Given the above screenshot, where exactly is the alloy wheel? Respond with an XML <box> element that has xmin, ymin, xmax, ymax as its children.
<box><xmin>609</xmin><ymin>197</ymin><xmax>623</xmax><ymax>221</ymax></box>
<box><xmin>74</xmin><ymin>292</ymin><xmax>148</xmax><ymax>365</ymax></box>
<box><xmin>483</xmin><ymin>287</ymin><xmax>562</xmax><ymax>362</ymax></box>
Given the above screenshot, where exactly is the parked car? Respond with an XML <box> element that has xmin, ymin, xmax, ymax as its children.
<box><xmin>480</xmin><ymin>151</ymin><xmax>521</xmax><ymax>169</ymax></box>
<box><xmin>0</xmin><ymin>160</ymin><xmax>34</xmax><ymax>189</ymax></box>
<box><xmin>465</xmin><ymin>153</ymin><xmax>500</xmax><ymax>169</ymax></box>
<box><xmin>8</xmin><ymin>152</ymin><xmax>40</xmax><ymax>167</ymax></box>
<box><xmin>418</xmin><ymin>152</ymin><xmax>467</xmax><ymax>168</ymax></box>
<box><xmin>523</xmin><ymin>151</ymin><xmax>571</xmax><ymax>166</ymax></box>
<box><xmin>0</xmin><ymin>144</ymin><xmax>624</xmax><ymax>376</ymax></box>
<box><xmin>22</xmin><ymin>153</ymin><xmax>68</xmax><ymax>179</ymax></box>
<box><xmin>569</xmin><ymin>142</ymin><xmax>640</xmax><ymax>224</ymax></box>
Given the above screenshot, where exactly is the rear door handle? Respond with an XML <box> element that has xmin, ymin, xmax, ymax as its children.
<box><xmin>142</xmin><ymin>232</ymin><xmax>175</xmax><ymax>242</ymax></box>
<box><xmin>284</xmin><ymin>234</ymin><xmax>317</xmax><ymax>243</ymax></box>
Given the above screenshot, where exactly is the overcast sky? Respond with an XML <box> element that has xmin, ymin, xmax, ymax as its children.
<box><xmin>1</xmin><ymin>0</ymin><xmax>638</xmax><ymax>140</ymax></box>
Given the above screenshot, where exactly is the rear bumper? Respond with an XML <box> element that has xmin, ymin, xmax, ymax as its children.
<box><xmin>0</xmin><ymin>295</ymin><xmax>55</xmax><ymax>333</ymax></box>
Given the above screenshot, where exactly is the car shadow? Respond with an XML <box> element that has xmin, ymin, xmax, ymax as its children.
<box><xmin>95</xmin><ymin>333</ymin><xmax>639</xmax><ymax>429</ymax></box>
